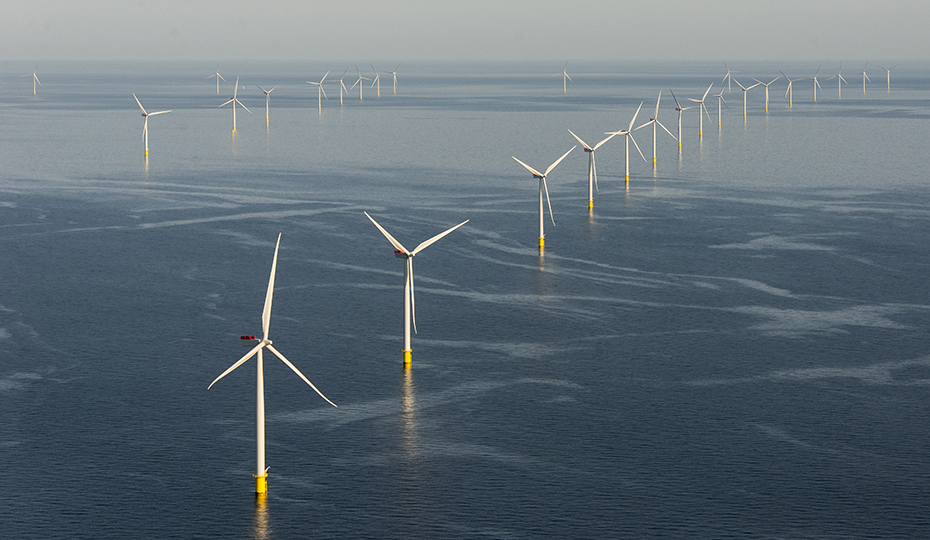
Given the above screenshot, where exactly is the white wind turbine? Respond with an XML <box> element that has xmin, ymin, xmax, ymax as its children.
<box><xmin>512</xmin><ymin>146</ymin><xmax>576</xmax><ymax>249</ymax></box>
<box><xmin>307</xmin><ymin>71</ymin><xmax>329</xmax><ymax>111</ymax></box>
<box><xmin>364</xmin><ymin>212</ymin><xmax>469</xmax><ymax>366</ymax></box>
<box><xmin>567</xmin><ymin>129</ymin><xmax>617</xmax><ymax>210</ymax></box>
<box><xmin>811</xmin><ymin>66</ymin><xmax>823</xmax><ymax>101</ymax></box>
<box><xmin>384</xmin><ymin>64</ymin><xmax>400</xmax><ymax>94</ymax></box>
<box><xmin>220</xmin><ymin>77</ymin><xmax>251</xmax><ymax>132</ymax></box>
<box><xmin>878</xmin><ymin>64</ymin><xmax>897</xmax><ymax>91</ymax></box>
<box><xmin>722</xmin><ymin>62</ymin><xmax>738</xmax><ymax>91</ymax></box>
<box><xmin>22</xmin><ymin>65</ymin><xmax>40</xmax><ymax>95</ymax></box>
<box><xmin>208</xmin><ymin>233</ymin><xmax>337</xmax><ymax>495</ymax></box>
<box><xmin>713</xmin><ymin>90</ymin><xmax>728</xmax><ymax>129</ymax></box>
<box><xmin>560</xmin><ymin>62</ymin><xmax>572</xmax><ymax>93</ymax></box>
<box><xmin>780</xmin><ymin>70</ymin><xmax>806</xmax><ymax>107</ymax></box>
<box><xmin>733</xmin><ymin>79</ymin><xmax>760</xmax><ymax>119</ymax></box>
<box><xmin>370</xmin><ymin>65</ymin><xmax>381</xmax><ymax>97</ymax></box>
<box><xmin>669</xmin><ymin>90</ymin><xmax>692</xmax><ymax>151</ymax></box>
<box><xmin>827</xmin><ymin>64</ymin><xmax>847</xmax><ymax>99</ymax></box>
<box><xmin>336</xmin><ymin>68</ymin><xmax>350</xmax><ymax>104</ymax></box>
<box><xmin>859</xmin><ymin>63</ymin><xmax>870</xmax><ymax>93</ymax></box>
<box><xmin>350</xmin><ymin>66</ymin><xmax>370</xmax><ymax>100</ymax></box>
<box><xmin>256</xmin><ymin>85</ymin><xmax>277</xmax><ymax>124</ymax></box>
<box><xmin>206</xmin><ymin>64</ymin><xmax>225</xmax><ymax>95</ymax></box>
<box><xmin>752</xmin><ymin>76</ymin><xmax>781</xmax><ymax>112</ymax></box>
<box><xmin>636</xmin><ymin>90</ymin><xmax>676</xmax><ymax>167</ymax></box>
<box><xmin>607</xmin><ymin>102</ymin><xmax>647</xmax><ymax>183</ymax></box>
<box><xmin>687</xmin><ymin>83</ymin><xmax>714</xmax><ymax>136</ymax></box>
<box><xmin>132</xmin><ymin>93</ymin><xmax>172</xmax><ymax>158</ymax></box>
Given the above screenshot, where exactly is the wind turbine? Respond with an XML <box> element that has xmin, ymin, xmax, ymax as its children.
<box><xmin>713</xmin><ymin>90</ymin><xmax>729</xmax><ymax>128</ymax></box>
<box><xmin>132</xmin><ymin>93</ymin><xmax>171</xmax><ymax>158</ymax></box>
<box><xmin>752</xmin><ymin>76</ymin><xmax>781</xmax><ymax>112</ymax></box>
<box><xmin>370</xmin><ymin>65</ymin><xmax>381</xmax><ymax>97</ymax></box>
<box><xmin>256</xmin><ymin>85</ymin><xmax>277</xmax><ymax>124</ymax></box>
<box><xmin>878</xmin><ymin>64</ymin><xmax>897</xmax><ymax>90</ymax></box>
<box><xmin>859</xmin><ymin>63</ymin><xmax>870</xmax><ymax>93</ymax></box>
<box><xmin>635</xmin><ymin>90</ymin><xmax>676</xmax><ymax>167</ymax></box>
<box><xmin>384</xmin><ymin>64</ymin><xmax>400</xmax><ymax>94</ymax></box>
<box><xmin>687</xmin><ymin>83</ymin><xmax>714</xmax><ymax>136</ymax></box>
<box><xmin>827</xmin><ymin>64</ymin><xmax>847</xmax><ymax>99</ymax></box>
<box><xmin>669</xmin><ymin>90</ymin><xmax>692</xmax><ymax>151</ymax></box>
<box><xmin>206</xmin><ymin>64</ymin><xmax>225</xmax><ymax>94</ymax></box>
<box><xmin>220</xmin><ymin>77</ymin><xmax>251</xmax><ymax>132</ymax></box>
<box><xmin>607</xmin><ymin>102</ymin><xmax>647</xmax><ymax>183</ymax></box>
<box><xmin>781</xmin><ymin>70</ymin><xmax>806</xmax><ymax>107</ymax></box>
<box><xmin>567</xmin><ymin>129</ymin><xmax>617</xmax><ymax>210</ymax></box>
<box><xmin>511</xmin><ymin>146</ymin><xmax>576</xmax><ymax>250</ymax></box>
<box><xmin>722</xmin><ymin>62</ymin><xmax>738</xmax><ymax>91</ymax></box>
<box><xmin>560</xmin><ymin>62</ymin><xmax>572</xmax><ymax>93</ymax></box>
<box><xmin>350</xmin><ymin>66</ymin><xmax>370</xmax><ymax>100</ymax></box>
<box><xmin>335</xmin><ymin>68</ymin><xmax>350</xmax><ymax>104</ymax></box>
<box><xmin>810</xmin><ymin>66</ymin><xmax>823</xmax><ymax>101</ymax></box>
<box><xmin>733</xmin><ymin>79</ymin><xmax>760</xmax><ymax>119</ymax></box>
<box><xmin>22</xmin><ymin>65</ymin><xmax>40</xmax><ymax>95</ymax></box>
<box><xmin>307</xmin><ymin>71</ymin><xmax>329</xmax><ymax>111</ymax></box>
<box><xmin>363</xmin><ymin>212</ymin><xmax>469</xmax><ymax>366</ymax></box>
<box><xmin>208</xmin><ymin>233</ymin><xmax>337</xmax><ymax>495</ymax></box>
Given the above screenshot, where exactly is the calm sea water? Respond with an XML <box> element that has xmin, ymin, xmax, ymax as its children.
<box><xmin>2</xmin><ymin>60</ymin><xmax>930</xmax><ymax>538</ymax></box>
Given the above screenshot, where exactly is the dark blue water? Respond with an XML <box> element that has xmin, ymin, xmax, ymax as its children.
<box><xmin>2</xmin><ymin>60</ymin><xmax>930</xmax><ymax>538</ymax></box>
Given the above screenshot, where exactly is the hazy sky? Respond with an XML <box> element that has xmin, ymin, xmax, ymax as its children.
<box><xmin>1</xmin><ymin>0</ymin><xmax>926</xmax><ymax>62</ymax></box>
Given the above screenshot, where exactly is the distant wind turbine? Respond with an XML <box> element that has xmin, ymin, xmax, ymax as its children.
<box><xmin>307</xmin><ymin>71</ymin><xmax>329</xmax><ymax>111</ymax></box>
<box><xmin>350</xmin><ymin>66</ymin><xmax>370</xmax><ymax>100</ymax></box>
<box><xmin>568</xmin><ymin>129</ymin><xmax>617</xmax><ymax>210</ymax></box>
<box><xmin>636</xmin><ymin>90</ymin><xmax>676</xmax><ymax>167</ymax></box>
<box><xmin>811</xmin><ymin>66</ymin><xmax>823</xmax><ymax>101</ymax></box>
<box><xmin>781</xmin><ymin>71</ymin><xmax>806</xmax><ymax>107</ymax></box>
<box><xmin>384</xmin><ymin>64</ymin><xmax>400</xmax><ymax>94</ymax></box>
<box><xmin>370</xmin><ymin>65</ymin><xmax>381</xmax><ymax>97</ymax></box>
<box><xmin>878</xmin><ymin>64</ymin><xmax>897</xmax><ymax>91</ymax></box>
<box><xmin>733</xmin><ymin>79</ymin><xmax>760</xmax><ymax>119</ymax></box>
<box><xmin>336</xmin><ymin>68</ymin><xmax>350</xmax><ymax>104</ymax></box>
<box><xmin>713</xmin><ymin>90</ymin><xmax>728</xmax><ymax>129</ymax></box>
<box><xmin>512</xmin><ymin>146</ymin><xmax>576</xmax><ymax>250</ymax></box>
<box><xmin>607</xmin><ymin>102</ymin><xmax>647</xmax><ymax>183</ymax></box>
<box><xmin>132</xmin><ymin>93</ymin><xmax>171</xmax><ymax>158</ymax></box>
<box><xmin>220</xmin><ymin>76</ymin><xmax>251</xmax><ymax>132</ymax></box>
<box><xmin>827</xmin><ymin>64</ymin><xmax>847</xmax><ymax>99</ymax></box>
<box><xmin>560</xmin><ymin>62</ymin><xmax>572</xmax><ymax>93</ymax></box>
<box><xmin>22</xmin><ymin>65</ymin><xmax>40</xmax><ymax>95</ymax></box>
<box><xmin>206</xmin><ymin>64</ymin><xmax>225</xmax><ymax>95</ymax></box>
<box><xmin>722</xmin><ymin>62</ymin><xmax>738</xmax><ymax>92</ymax></box>
<box><xmin>687</xmin><ymin>83</ymin><xmax>714</xmax><ymax>136</ymax></box>
<box><xmin>669</xmin><ymin>90</ymin><xmax>692</xmax><ymax>151</ymax></box>
<box><xmin>256</xmin><ymin>85</ymin><xmax>277</xmax><ymax>124</ymax></box>
<box><xmin>208</xmin><ymin>233</ymin><xmax>336</xmax><ymax>495</ymax></box>
<box><xmin>364</xmin><ymin>212</ymin><xmax>468</xmax><ymax>366</ymax></box>
<box><xmin>752</xmin><ymin>76</ymin><xmax>781</xmax><ymax>112</ymax></box>
<box><xmin>859</xmin><ymin>63</ymin><xmax>870</xmax><ymax>93</ymax></box>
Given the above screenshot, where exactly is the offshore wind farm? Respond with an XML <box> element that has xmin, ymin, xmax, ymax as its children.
<box><xmin>3</xmin><ymin>58</ymin><xmax>930</xmax><ymax>539</ymax></box>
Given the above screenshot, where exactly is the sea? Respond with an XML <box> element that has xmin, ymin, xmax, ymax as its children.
<box><xmin>2</xmin><ymin>59</ymin><xmax>930</xmax><ymax>539</ymax></box>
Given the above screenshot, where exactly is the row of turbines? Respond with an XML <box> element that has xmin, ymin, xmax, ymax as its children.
<box><xmin>198</xmin><ymin>60</ymin><xmax>898</xmax><ymax>496</ymax></box>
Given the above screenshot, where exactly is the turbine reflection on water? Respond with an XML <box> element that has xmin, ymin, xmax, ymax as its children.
<box><xmin>252</xmin><ymin>494</ymin><xmax>270</xmax><ymax>540</ymax></box>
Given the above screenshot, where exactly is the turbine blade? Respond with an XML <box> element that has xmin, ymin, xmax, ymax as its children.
<box><xmin>266</xmin><ymin>345</ymin><xmax>337</xmax><ymax>407</ymax></box>
<box><xmin>592</xmin><ymin>131</ymin><xmax>618</xmax><ymax>150</ymax></box>
<box><xmin>512</xmin><ymin>156</ymin><xmax>544</xmax><ymax>178</ymax></box>
<box><xmin>408</xmin><ymin>258</ymin><xmax>417</xmax><ymax>334</ymax></box>
<box><xmin>592</xmin><ymin>153</ymin><xmax>598</xmax><ymax>191</ymax></box>
<box><xmin>627</xmin><ymin>101</ymin><xmax>644</xmax><ymax>131</ymax></box>
<box><xmin>629</xmin><ymin>134</ymin><xmax>646</xmax><ymax>162</ymax></box>
<box><xmin>669</xmin><ymin>89</ymin><xmax>682</xmax><ymax>109</ymax></box>
<box><xmin>544</xmin><ymin>145</ymin><xmax>576</xmax><ymax>176</ymax></box>
<box><xmin>208</xmin><ymin>343</ymin><xmax>262</xmax><ymax>389</ymax></box>
<box><xmin>702</xmin><ymin>83</ymin><xmax>713</xmax><ymax>101</ymax></box>
<box><xmin>364</xmin><ymin>211</ymin><xmax>410</xmax><ymax>254</ymax></box>
<box><xmin>132</xmin><ymin>93</ymin><xmax>147</xmax><ymax>115</ymax></box>
<box><xmin>219</xmin><ymin>99</ymin><xmax>234</xmax><ymax>107</ymax></box>
<box><xmin>262</xmin><ymin>233</ymin><xmax>282</xmax><ymax>341</ymax></box>
<box><xmin>411</xmin><ymin>219</ymin><xmax>469</xmax><ymax>255</ymax></box>
<box><xmin>567</xmin><ymin>129</ymin><xmax>592</xmax><ymax>150</ymax></box>
<box><xmin>656</xmin><ymin>119</ymin><xmax>675</xmax><ymax>139</ymax></box>
<box><xmin>237</xmin><ymin>100</ymin><xmax>252</xmax><ymax>113</ymax></box>
<box><xmin>542</xmin><ymin>176</ymin><xmax>555</xmax><ymax>226</ymax></box>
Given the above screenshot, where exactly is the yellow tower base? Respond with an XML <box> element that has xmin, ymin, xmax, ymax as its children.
<box><xmin>588</xmin><ymin>200</ymin><xmax>593</xmax><ymax>210</ymax></box>
<box><xmin>254</xmin><ymin>473</ymin><xmax>268</xmax><ymax>494</ymax></box>
<box><xmin>538</xmin><ymin>237</ymin><xmax>545</xmax><ymax>250</ymax></box>
<box><xmin>403</xmin><ymin>349</ymin><xmax>412</xmax><ymax>366</ymax></box>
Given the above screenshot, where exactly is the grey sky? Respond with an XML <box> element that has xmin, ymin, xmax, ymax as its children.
<box><xmin>1</xmin><ymin>0</ymin><xmax>926</xmax><ymax>61</ymax></box>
